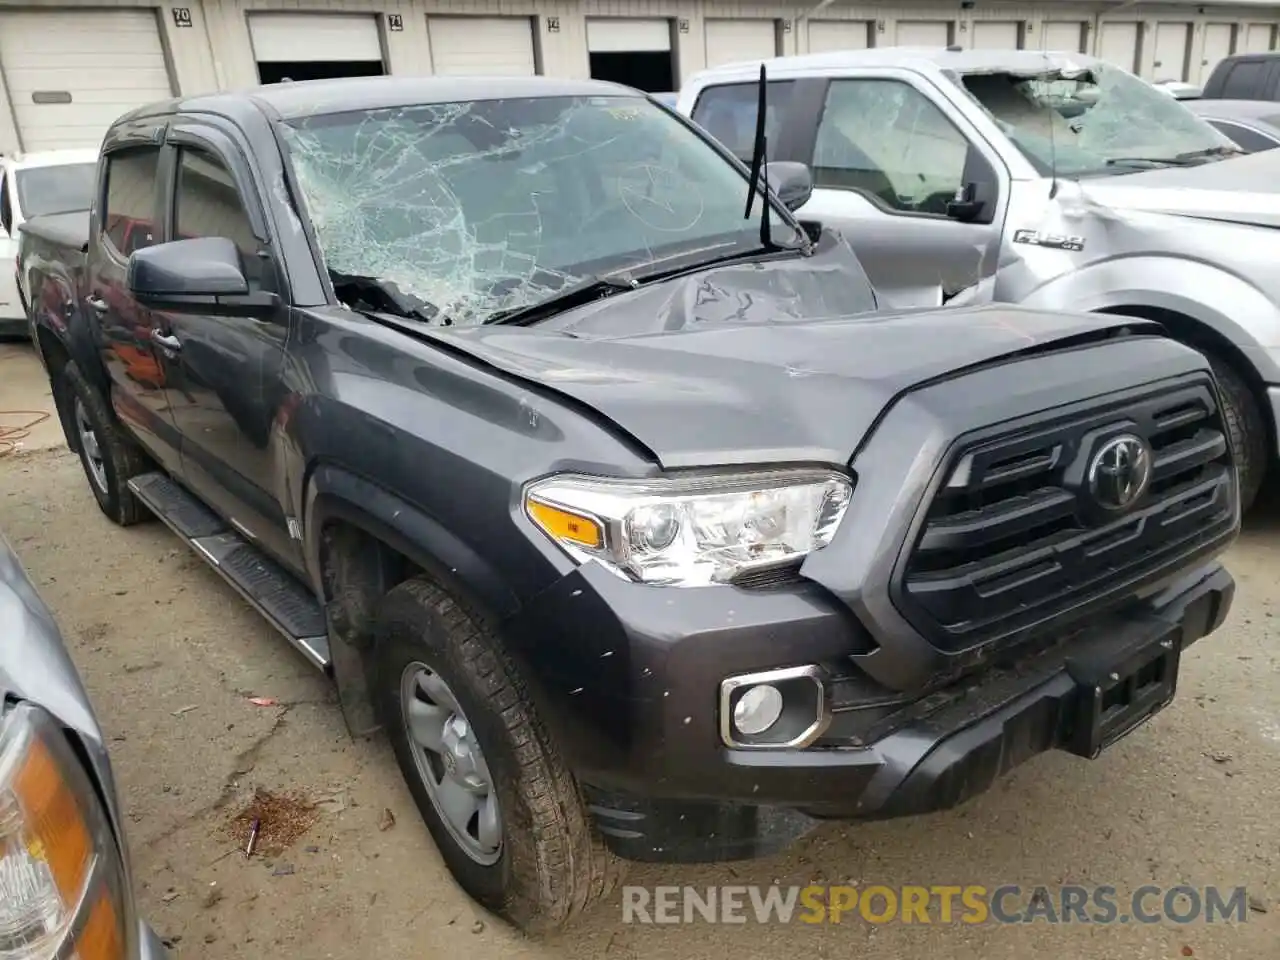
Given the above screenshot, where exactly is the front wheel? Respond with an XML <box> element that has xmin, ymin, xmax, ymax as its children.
<box><xmin>373</xmin><ymin>577</ymin><xmax>623</xmax><ymax>931</ymax></box>
<box><xmin>1208</xmin><ymin>357</ymin><xmax>1266</xmax><ymax>513</ymax></box>
<box><xmin>61</xmin><ymin>361</ymin><xmax>152</xmax><ymax>526</ymax></box>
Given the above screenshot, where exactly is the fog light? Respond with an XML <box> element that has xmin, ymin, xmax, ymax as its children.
<box><xmin>719</xmin><ymin>664</ymin><xmax>829</xmax><ymax>749</ymax></box>
<box><xmin>732</xmin><ymin>685</ymin><xmax>784</xmax><ymax>735</ymax></box>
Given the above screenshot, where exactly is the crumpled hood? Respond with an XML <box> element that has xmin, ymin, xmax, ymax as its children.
<box><xmin>440</xmin><ymin>234</ymin><xmax>1153</xmax><ymax>469</ymax></box>
<box><xmin>1079</xmin><ymin>149</ymin><xmax>1280</xmax><ymax>229</ymax></box>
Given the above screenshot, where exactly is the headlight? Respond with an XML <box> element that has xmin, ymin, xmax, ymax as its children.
<box><xmin>523</xmin><ymin>469</ymin><xmax>853</xmax><ymax>586</ymax></box>
<box><xmin>0</xmin><ymin>702</ymin><xmax>127</xmax><ymax>960</ymax></box>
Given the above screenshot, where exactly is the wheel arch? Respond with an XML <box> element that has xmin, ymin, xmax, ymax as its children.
<box><xmin>1094</xmin><ymin>303</ymin><xmax>1277</xmax><ymax>463</ymax></box>
<box><xmin>302</xmin><ymin>462</ymin><xmax>522</xmax><ymax>736</ymax></box>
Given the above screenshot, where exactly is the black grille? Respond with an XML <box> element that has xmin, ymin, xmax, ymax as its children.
<box><xmin>894</xmin><ymin>377</ymin><xmax>1236</xmax><ymax>651</ymax></box>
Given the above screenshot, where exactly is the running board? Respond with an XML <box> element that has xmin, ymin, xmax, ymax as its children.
<box><xmin>128</xmin><ymin>473</ymin><xmax>331</xmax><ymax>671</ymax></box>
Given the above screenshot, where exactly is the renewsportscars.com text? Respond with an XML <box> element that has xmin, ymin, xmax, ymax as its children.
<box><xmin>622</xmin><ymin>885</ymin><xmax>1252</xmax><ymax>925</ymax></box>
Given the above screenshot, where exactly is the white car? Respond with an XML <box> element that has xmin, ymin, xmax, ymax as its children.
<box><xmin>0</xmin><ymin>148</ymin><xmax>98</xmax><ymax>336</ymax></box>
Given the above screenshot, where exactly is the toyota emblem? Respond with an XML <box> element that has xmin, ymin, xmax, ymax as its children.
<box><xmin>1088</xmin><ymin>434</ymin><xmax>1153</xmax><ymax>511</ymax></box>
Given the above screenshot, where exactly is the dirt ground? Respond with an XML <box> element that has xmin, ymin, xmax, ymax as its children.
<box><xmin>1</xmin><ymin>340</ymin><xmax>1278</xmax><ymax>959</ymax></box>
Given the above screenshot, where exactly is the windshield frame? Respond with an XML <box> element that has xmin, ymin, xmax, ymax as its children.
<box><xmin>275</xmin><ymin>92</ymin><xmax>808</xmax><ymax>325</ymax></box>
<box><xmin>13</xmin><ymin>162</ymin><xmax>97</xmax><ymax>219</ymax></box>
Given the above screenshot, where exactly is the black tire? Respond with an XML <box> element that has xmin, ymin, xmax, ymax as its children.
<box><xmin>374</xmin><ymin>577</ymin><xmax>624</xmax><ymax>932</ymax></box>
<box><xmin>61</xmin><ymin>361</ymin><xmax>152</xmax><ymax>526</ymax></box>
<box><xmin>1208</xmin><ymin>356</ymin><xmax>1266</xmax><ymax>514</ymax></box>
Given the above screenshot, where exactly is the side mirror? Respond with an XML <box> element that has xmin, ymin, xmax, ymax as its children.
<box><xmin>945</xmin><ymin>182</ymin><xmax>984</xmax><ymax>223</ymax></box>
<box><xmin>763</xmin><ymin>161</ymin><xmax>814</xmax><ymax>212</ymax></box>
<box><xmin>127</xmin><ymin>237</ymin><xmax>278</xmax><ymax>316</ymax></box>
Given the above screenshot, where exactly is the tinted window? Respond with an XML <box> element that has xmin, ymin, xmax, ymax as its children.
<box><xmin>814</xmin><ymin>79</ymin><xmax>968</xmax><ymax>216</ymax></box>
<box><xmin>1207</xmin><ymin>119</ymin><xmax>1280</xmax><ymax>152</ymax></box>
<box><xmin>1221</xmin><ymin>60</ymin><xmax>1268</xmax><ymax>99</ymax></box>
<box><xmin>690</xmin><ymin>81</ymin><xmax>795</xmax><ymax>163</ymax></box>
<box><xmin>103</xmin><ymin>148</ymin><xmax>160</xmax><ymax>257</ymax></box>
<box><xmin>13</xmin><ymin>163</ymin><xmax>96</xmax><ymax>218</ymax></box>
<box><xmin>175</xmin><ymin>148</ymin><xmax>265</xmax><ymax>286</ymax></box>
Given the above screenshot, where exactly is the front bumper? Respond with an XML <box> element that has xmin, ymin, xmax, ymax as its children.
<box><xmin>510</xmin><ymin>560</ymin><xmax>1233</xmax><ymax>863</ymax></box>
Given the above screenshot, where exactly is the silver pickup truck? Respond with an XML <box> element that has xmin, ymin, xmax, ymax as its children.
<box><xmin>678</xmin><ymin>47</ymin><xmax>1280</xmax><ymax>511</ymax></box>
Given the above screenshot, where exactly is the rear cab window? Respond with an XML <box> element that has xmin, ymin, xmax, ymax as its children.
<box><xmin>1220</xmin><ymin>59</ymin><xmax>1270</xmax><ymax>99</ymax></box>
<box><xmin>690</xmin><ymin>81</ymin><xmax>796</xmax><ymax>163</ymax></box>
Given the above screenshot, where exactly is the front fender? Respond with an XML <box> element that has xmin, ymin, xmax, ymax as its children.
<box><xmin>1016</xmin><ymin>256</ymin><xmax>1280</xmax><ymax>381</ymax></box>
<box><xmin>302</xmin><ymin>463</ymin><xmax>520</xmax><ymax>621</ymax></box>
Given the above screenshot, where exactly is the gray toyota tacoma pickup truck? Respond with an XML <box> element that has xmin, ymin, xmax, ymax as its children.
<box><xmin>0</xmin><ymin>532</ymin><xmax>168</xmax><ymax>959</ymax></box>
<box><xmin>20</xmin><ymin>75</ymin><xmax>1238</xmax><ymax>930</ymax></box>
<box><xmin>680</xmin><ymin>48</ymin><xmax>1280</xmax><ymax>512</ymax></box>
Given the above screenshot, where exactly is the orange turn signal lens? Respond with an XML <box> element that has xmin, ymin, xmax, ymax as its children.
<box><xmin>75</xmin><ymin>890</ymin><xmax>125</xmax><ymax>960</ymax></box>
<box><xmin>13</xmin><ymin>737</ymin><xmax>94</xmax><ymax>907</ymax></box>
<box><xmin>527</xmin><ymin>499</ymin><xmax>604</xmax><ymax>549</ymax></box>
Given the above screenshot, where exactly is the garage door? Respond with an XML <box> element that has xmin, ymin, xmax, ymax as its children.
<box><xmin>807</xmin><ymin>20</ymin><xmax>871</xmax><ymax>53</ymax></box>
<box><xmin>897</xmin><ymin>21</ymin><xmax>950</xmax><ymax>47</ymax></box>
<box><xmin>1243</xmin><ymin>23</ymin><xmax>1275</xmax><ymax>53</ymax></box>
<box><xmin>0</xmin><ymin>9</ymin><xmax>173</xmax><ymax>151</ymax></box>
<box><xmin>971</xmin><ymin>21</ymin><xmax>1021</xmax><ymax>49</ymax></box>
<box><xmin>586</xmin><ymin>19</ymin><xmax>671</xmax><ymax>53</ymax></box>
<box><xmin>1098</xmin><ymin>22</ymin><xmax>1140</xmax><ymax>72</ymax></box>
<box><xmin>248</xmin><ymin>13</ymin><xmax>382</xmax><ymax>63</ymax></box>
<box><xmin>1196</xmin><ymin>22</ymin><xmax>1234</xmax><ymax>85</ymax></box>
<box><xmin>427</xmin><ymin>17</ymin><xmax>536</xmax><ymax>76</ymax></box>
<box><xmin>1152</xmin><ymin>22</ymin><xmax>1191</xmax><ymax>80</ymax></box>
<box><xmin>705</xmin><ymin>20</ymin><xmax>777</xmax><ymax>68</ymax></box>
<box><xmin>1041</xmin><ymin>21</ymin><xmax>1086</xmax><ymax>53</ymax></box>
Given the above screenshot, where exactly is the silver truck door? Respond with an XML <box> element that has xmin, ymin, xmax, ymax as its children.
<box><xmin>790</xmin><ymin>69</ymin><xmax>1007</xmax><ymax>310</ymax></box>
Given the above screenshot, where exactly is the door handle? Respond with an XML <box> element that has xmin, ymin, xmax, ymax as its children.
<box><xmin>151</xmin><ymin>330</ymin><xmax>182</xmax><ymax>352</ymax></box>
<box><xmin>86</xmin><ymin>294</ymin><xmax>108</xmax><ymax>313</ymax></box>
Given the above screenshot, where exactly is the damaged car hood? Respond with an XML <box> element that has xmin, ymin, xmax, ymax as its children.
<box><xmin>437</xmin><ymin>242</ymin><xmax>1154</xmax><ymax>469</ymax></box>
<box><xmin>1078</xmin><ymin>149</ymin><xmax>1280</xmax><ymax>229</ymax></box>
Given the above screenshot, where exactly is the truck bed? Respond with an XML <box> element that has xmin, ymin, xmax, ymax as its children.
<box><xmin>19</xmin><ymin>210</ymin><xmax>89</xmax><ymax>254</ymax></box>
<box><xmin>17</xmin><ymin>210</ymin><xmax>90</xmax><ymax>332</ymax></box>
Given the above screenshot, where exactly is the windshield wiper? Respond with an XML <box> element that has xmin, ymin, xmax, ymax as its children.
<box><xmin>484</xmin><ymin>271</ymin><xmax>640</xmax><ymax>326</ymax></box>
<box><xmin>1173</xmin><ymin>145</ymin><xmax>1244</xmax><ymax>162</ymax></box>
<box><xmin>1104</xmin><ymin>156</ymin><xmax>1200</xmax><ymax>168</ymax></box>
<box><xmin>1104</xmin><ymin>145</ymin><xmax>1242</xmax><ymax>169</ymax></box>
<box><xmin>331</xmin><ymin>273</ymin><xmax>440</xmax><ymax>324</ymax></box>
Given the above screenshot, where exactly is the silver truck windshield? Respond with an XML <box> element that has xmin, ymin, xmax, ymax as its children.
<box><xmin>962</xmin><ymin>65</ymin><xmax>1240</xmax><ymax>177</ymax></box>
<box><xmin>281</xmin><ymin>95</ymin><xmax>799</xmax><ymax>326</ymax></box>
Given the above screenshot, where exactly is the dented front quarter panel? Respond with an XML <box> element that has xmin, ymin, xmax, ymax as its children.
<box><xmin>987</xmin><ymin>172</ymin><xmax>1280</xmax><ymax>382</ymax></box>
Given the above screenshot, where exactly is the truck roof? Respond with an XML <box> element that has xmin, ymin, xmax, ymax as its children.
<box><xmin>113</xmin><ymin>75</ymin><xmax>649</xmax><ymax>126</ymax></box>
<box><xmin>686</xmin><ymin>45</ymin><xmax>1105</xmax><ymax>84</ymax></box>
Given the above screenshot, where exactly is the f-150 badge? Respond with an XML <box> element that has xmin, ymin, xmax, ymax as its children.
<box><xmin>1013</xmin><ymin>229</ymin><xmax>1085</xmax><ymax>252</ymax></box>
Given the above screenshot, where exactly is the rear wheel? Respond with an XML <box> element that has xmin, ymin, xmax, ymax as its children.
<box><xmin>373</xmin><ymin>577</ymin><xmax>623</xmax><ymax>931</ymax></box>
<box><xmin>1208</xmin><ymin>356</ymin><xmax>1266</xmax><ymax>513</ymax></box>
<box><xmin>62</xmin><ymin>361</ymin><xmax>152</xmax><ymax>526</ymax></box>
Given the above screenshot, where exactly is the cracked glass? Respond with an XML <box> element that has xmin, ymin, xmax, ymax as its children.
<box><xmin>280</xmin><ymin>95</ymin><xmax>800</xmax><ymax>327</ymax></box>
<box><xmin>962</xmin><ymin>66</ymin><xmax>1238</xmax><ymax>176</ymax></box>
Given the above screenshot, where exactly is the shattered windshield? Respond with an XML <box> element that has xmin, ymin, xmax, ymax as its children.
<box><xmin>961</xmin><ymin>65</ymin><xmax>1240</xmax><ymax>176</ymax></box>
<box><xmin>281</xmin><ymin>95</ymin><xmax>799</xmax><ymax>326</ymax></box>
